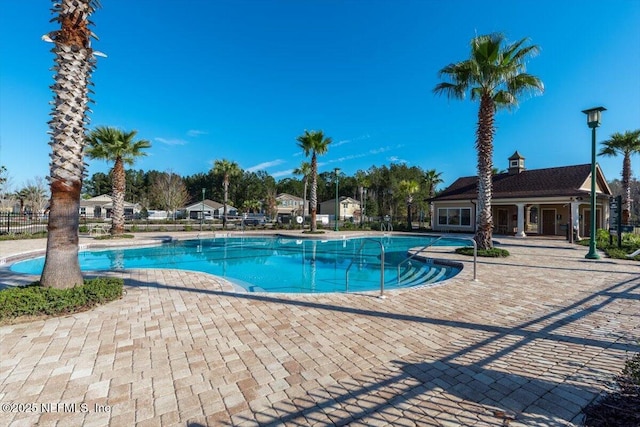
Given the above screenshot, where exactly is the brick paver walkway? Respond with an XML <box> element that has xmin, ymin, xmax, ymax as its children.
<box><xmin>0</xmin><ymin>232</ymin><xmax>638</xmax><ymax>426</ymax></box>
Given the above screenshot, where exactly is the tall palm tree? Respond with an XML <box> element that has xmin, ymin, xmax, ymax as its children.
<box><xmin>212</xmin><ymin>159</ymin><xmax>241</xmax><ymax>229</ymax></box>
<box><xmin>296</xmin><ymin>130</ymin><xmax>332</xmax><ymax>232</ymax></box>
<box><xmin>40</xmin><ymin>0</ymin><xmax>100</xmax><ymax>288</ymax></box>
<box><xmin>398</xmin><ymin>179</ymin><xmax>420</xmax><ymax>228</ymax></box>
<box><xmin>86</xmin><ymin>126</ymin><xmax>151</xmax><ymax>235</ymax></box>
<box><xmin>434</xmin><ymin>33</ymin><xmax>543</xmax><ymax>249</ymax></box>
<box><xmin>293</xmin><ymin>161</ymin><xmax>311</xmax><ymax>223</ymax></box>
<box><xmin>599</xmin><ymin>129</ymin><xmax>640</xmax><ymax>224</ymax></box>
<box><xmin>423</xmin><ymin>169</ymin><xmax>443</xmax><ymax>228</ymax></box>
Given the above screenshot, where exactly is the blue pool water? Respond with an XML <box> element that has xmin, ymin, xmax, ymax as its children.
<box><xmin>10</xmin><ymin>236</ymin><xmax>464</xmax><ymax>293</ymax></box>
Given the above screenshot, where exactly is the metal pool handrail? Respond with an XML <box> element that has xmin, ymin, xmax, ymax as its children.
<box><xmin>397</xmin><ymin>236</ymin><xmax>477</xmax><ymax>282</ymax></box>
<box><xmin>345</xmin><ymin>238</ymin><xmax>386</xmax><ymax>298</ymax></box>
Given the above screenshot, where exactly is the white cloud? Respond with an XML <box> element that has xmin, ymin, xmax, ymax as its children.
<box><xmin>370</xmin><ymin>146</ymin><xmax>392</xmax><ymax>154</ymax></box>
<box><xmin>155</xmin><ymin>137</ymin><xmax>188</xmax><ymax>146</ymax></box>
<box><xmin>271</xmin><ymin>169</ymin><xmax>294</xmax><ymax>178</ymax></box>
<box><xmin>333</xmin><ymin>133</ymin><xmax>370</xmax><ymax>148</ymax></box>
<box><xmin>187</xmin><ymin>129</ymin><xmax>208</xmax><ymax>137</ymax></box>
<box><xmin>388</xmin><ymin>156</ymin><xmax>408</xmax><ymax>164</ymax></box>
<box><xmin>246</xmin><ymin>159</ymin><xmax>285</xmax><ymax>172</ymax></box>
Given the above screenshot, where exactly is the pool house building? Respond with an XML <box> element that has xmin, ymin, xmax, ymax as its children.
<box><xmin>429</xmin><ymin>152</ymin><xmax>613</xmax><ymax>238</ymax></box>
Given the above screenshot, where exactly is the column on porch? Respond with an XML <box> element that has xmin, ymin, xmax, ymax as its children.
<box><xmin>571</xmin><ymin>200</ymin><xmax>581</xmax><ymax>240</ymax></box>
<box><xmin>515</xmin><ymin>203</ymin><xmax>526</xmax><ymax>238</ymax></box>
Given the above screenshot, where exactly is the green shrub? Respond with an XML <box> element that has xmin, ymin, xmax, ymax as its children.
<box><xmin>455</xmin><ymin>246</ymin><xmax>510</xmax><ymax>257</ymax></box>
<box><xmin>621</xmin><ymin>352</ymin><xmax>640</xmax><ymax>387</ymax></box>
<box><xmin>94</xmin><ymin>234</ymin><xmax>134</xmax><ymax>240</ymax></box>
<box><xmin>0</xmin><ymin>278</ymin><xmax>123</xmax><ymax>321</ymax></box>
<box><xmin>579</xmin><ymin>228</ymin><xmax>640</xmax><ymax>260</ymax></box>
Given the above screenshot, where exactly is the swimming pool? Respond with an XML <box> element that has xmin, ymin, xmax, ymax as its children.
<box><xmin>9</xmin><ymin>235</ymin><xmax>464</xmax><ymax>293</ymax></box>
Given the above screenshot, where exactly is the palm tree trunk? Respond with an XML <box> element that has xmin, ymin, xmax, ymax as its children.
<box><xmin>475</xmin><ymin>94</ymin><xmax>495</xmax><ymax>249</ymax></box>
<box><xmin>111</xmin><ymin>157</ymin><xmax>126</xmax><ymax>235</ymax></box>
<box><xmin>41</xmin><ymin>181</ymin><xmax>83</xmax><ymax>288</ymax></box>
<box><xmin>41</xmin><ymin>0</ymin><xmax>97</xmax><ymax>288</ymax></box>
<box><xmin>223</xmin><ymin>179</ymin><xmax>229</xmax><ymax>229</ymax></box>
<box><xmin>310</xmin><ymin>154</ymin><xmax>318</xmax><ymax>232</ymax></box>
<box><xmin>623</xmin><ymin>153</ymin><xmax>632</xmax><ymax>224</ymax></box>
<box><xmin>302</xmin><ymin>179</ymin><xmax>308</xmax><ymax>227</ymax></box>
<box><xmin>429</xmin><ymin>188</ymin><xmax>435</xmax><ymax>229</ymax></box>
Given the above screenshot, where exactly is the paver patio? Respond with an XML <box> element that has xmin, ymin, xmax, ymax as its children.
<box><xmin>0</xmin><ymin>232</ymin><xmax>638</xmax><ymax>426</ymax></box>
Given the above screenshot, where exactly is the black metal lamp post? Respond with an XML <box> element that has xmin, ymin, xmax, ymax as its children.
<box><xmin>200</xmin><ymin>188</ymin><xmax>205</xmax><ymax>232</ymax></box>
<box><xmin>582</xmin><ymin>106</ymin><xmax>606</xmax><ymax>260</ymax></box>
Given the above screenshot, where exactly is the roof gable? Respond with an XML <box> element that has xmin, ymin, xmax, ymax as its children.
<box><xmin>277</xmin><ymin>193</ymin><xmax>303</xmax><ymax>202</ymax></box>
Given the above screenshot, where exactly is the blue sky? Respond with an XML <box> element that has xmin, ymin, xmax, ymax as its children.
<box><xmin>1</xmin><ymin>0</ymin><xmax>639</xmax><ymax>191</ymax></box>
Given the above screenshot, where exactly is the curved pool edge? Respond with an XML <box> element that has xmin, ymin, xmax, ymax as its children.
<box><xmin>2</xmin><ymin>231</ymin><xmax>470</xmax><ymax>293</ymax></box>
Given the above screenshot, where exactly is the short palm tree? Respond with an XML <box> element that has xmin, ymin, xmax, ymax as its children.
<box><xmin>212</xmin><ymin>159</ymin><xmax>241</xmax><ymax>229</ymax></box>
<box><xmin>86</xmin><ymin>126</ymin><xmax>151</xmax><ymax>235</ymax></box>
<box><xmin>599</xmin><ymin>129</ymin><xmax>640</xmax><ymax>224</ymax></box>
<box><xmin>423</xmin><ymin>169</ymin><xmax>443</xmax><ymax>228</ymax></box>
<box><xmin>434</xmin><ymin>33</ymin><xmax>543</xmax><ymax>249</ymax></box>
<box><xmin>40</xmin><ymin>0</ymin><xmax>100</xmax><ymax>289</ymax></box>
<box><xmin>293</xmin><ymin>161</ymin><xmax>311</xmax><ymax>223</ymax></box>
<box><xmin>398</xmin><ymin>179</ymin><xmax>419</xmax><ymax>228</ymax></box>
<box><xmin>296</xmin><ymin>130</ymin><xmax>332</xmax><ymax>232</ymax></box>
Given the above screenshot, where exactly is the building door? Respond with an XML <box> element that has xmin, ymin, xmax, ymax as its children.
<box><xmin>497</xmin><ymin>208</ymin><xmax>509</xmax><ymax>234</ymax></box>
<box><xmin>542</xmin><ymin>209</ymin><xmax>556</xmax><ymax>235</ymax></box>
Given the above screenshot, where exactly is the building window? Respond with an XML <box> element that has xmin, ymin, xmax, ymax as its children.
<box><xmin>529</xmin><ymin>206</ymin><xmax>538</xmax><ymax>224</ymax></box>
<box><xmin>438</xmin><ymin>208</ymin><xmax>471</xmax><ymax>226</ymax></box>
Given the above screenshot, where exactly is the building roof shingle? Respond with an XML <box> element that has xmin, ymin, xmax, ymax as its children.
<box><xmin>431</xmin><ymin>164</ymin><xmax>609</xmax><ymax>201</ymax></box>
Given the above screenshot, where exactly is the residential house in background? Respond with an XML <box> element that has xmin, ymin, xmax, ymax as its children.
<box><xmin>183</xmin><ymin>199</ymin><xmax>238</xmax><ymax>220</ymax></box>
<box><xmin>79</xmin><ymin>194</ymin><xmax>139</xmax><ymax>219</ymax></box>
<box><xmin>429</xmin><ymin>152</ymin><xmax>613</xmax><ymax>238</ymax></box>
<box><xmin>319</xmin><ymin>196</ymin><xmax>361</xmax><ymax>221</ymax></box>
<box><xmin>275</xmin><ymin>193</ymin><xmax>306</xmax><ymax>222</ymax></box>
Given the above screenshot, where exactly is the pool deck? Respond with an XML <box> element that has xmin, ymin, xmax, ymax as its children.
<box><xmin>0</xmin><ymin>231</ymin><xmax>638</xmax><ymax>426</ymax></box>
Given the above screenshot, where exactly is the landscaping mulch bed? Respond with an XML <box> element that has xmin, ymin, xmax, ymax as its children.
<box><xmin>582</xmin><ymin>374</ymin><xmax>640</xmax><ymax>426</ymax></box>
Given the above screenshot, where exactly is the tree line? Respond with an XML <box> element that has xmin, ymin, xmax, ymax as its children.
<box><xmin>81</xmin><ymin>162</ymin><xmax>445</xmax><ymax>225</ymax></box>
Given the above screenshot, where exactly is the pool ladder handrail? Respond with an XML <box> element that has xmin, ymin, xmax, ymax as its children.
<box><xmin>397</xmin><ymin>235</ymin><xmax>477</xmax><ymax>282</ymax></box>
<box><xmin>345</xmin><ymin>238</ymin><xmax>386</xmax><ymax>298</ymax></box>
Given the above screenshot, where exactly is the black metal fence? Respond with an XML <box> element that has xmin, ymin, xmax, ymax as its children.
<box><xmin>0</xmin><ymin>212</ymin><xmax>279</xmax><ymax>235</ymax></box>
<box><xmin>1</xmin><ymin>213</ymin><xmax>50</xmax><ymax>235</ymax></box>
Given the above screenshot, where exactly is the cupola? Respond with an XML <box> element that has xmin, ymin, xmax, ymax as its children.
<box><xmin>508</xmin><ymin>151</ymin><xmax>525</xmax><ymax>174</ymax></box>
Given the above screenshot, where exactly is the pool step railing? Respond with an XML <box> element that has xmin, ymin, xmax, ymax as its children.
<box><xmin>395</xmin><ymin>263</ymin><xmax>448</xmax><ymax>288</ymax></box>
<box><xmin>397</xmin><ymin>235</ymin><xmax>478</xmax><ymax>282</ymax></box>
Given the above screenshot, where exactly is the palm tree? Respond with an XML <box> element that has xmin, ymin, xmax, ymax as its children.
<box><xmin>86</xmin><ymin>126</ymin><xmax>151</xmax><ymax>235</ymax></box>
<box><xmin>423</xmin><ymin>169</ymin><xmax>443</xmax><ymax>228</ymax></box>
<box><xmin>398</xmin><ymin>180</ymin><xmax>420</xmax><ymax>228</ymax></box>
<box><xmin>434</xmin><ymin>33</ymin><xmax>543</xmax><ymax>249</ymax></box>
<box><xmin>293</xmin><ymin>161</ymin><xmax>311</xmax><ymax>224</ymax></box>
<box><xmin>40</xmin><ymin>0</ymin><xmax>100</xmax><ymax>289</ymax></box>
<box><xmin>296</xmin><ymin>130</ymin><xmax>332</xmax><ymax>232</ymax></box>
<box><xmin>599</xmin><ymin>129</ymin><xmax>640</xmax><ymax>224</ymax></box>
<box><xmin>212</xmin><ymin>159</ymin><xmax>241</xmax><ymax>229</ymax></box>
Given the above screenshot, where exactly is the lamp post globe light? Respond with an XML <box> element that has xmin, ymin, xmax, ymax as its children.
<box><xmin>334</xmin><ymin>167</ymin><xmax>340</xmax><ymax>232</ymax></box>
<box><xmin>582</xmin><ymin>106</ymin><xmax>606</xmax><ymax>260</ymax></box>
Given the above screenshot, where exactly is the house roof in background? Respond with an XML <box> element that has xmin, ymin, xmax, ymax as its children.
<box><xmin>431</xmin><ymin>164</ymin><xmax>612</xmax><ymax>201</ymax></box>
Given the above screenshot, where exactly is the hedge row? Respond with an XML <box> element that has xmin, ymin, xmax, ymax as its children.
<box><xmin>0</xmin><ymin>278</ymin><xmax>123</xmax><ymax>320</ymax></box>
